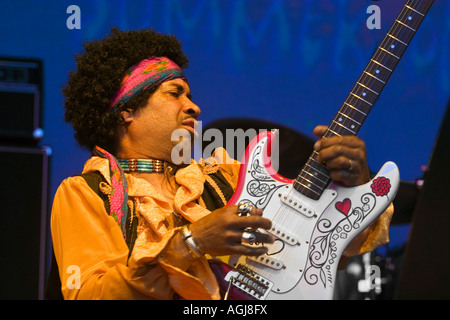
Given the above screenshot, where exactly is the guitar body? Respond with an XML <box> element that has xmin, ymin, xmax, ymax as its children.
<box><xmin>208</xmin><ymin>0</ymin><xmax>433</xmax><ymax>300</ymax></box>
<box><xmin>212</xmin><ymin>130</ymin><xmax>399</xmax><ymax>300</ymax></box>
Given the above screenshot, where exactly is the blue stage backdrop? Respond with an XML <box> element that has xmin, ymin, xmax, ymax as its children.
<box><xmin>1</xmin><ymin>0</ymin><xmax>448</xmax><ymax>249</ymax></box>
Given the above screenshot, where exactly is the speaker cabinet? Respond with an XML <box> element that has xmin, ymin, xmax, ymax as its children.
<box><xmin>0</xmin><ymin>58</ymin><xmax>43</xmax><ymax>144</ymax></box>
<box><xmin>0</xmin><ymin>145</ymin><xmax>51</xmax><ymax>299</ymax></box>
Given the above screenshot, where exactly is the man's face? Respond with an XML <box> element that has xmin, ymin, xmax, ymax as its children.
<box><xmin>125</xmin><ymin>78</ymin><xmax>201</xmax><ymax>163</ymax></box>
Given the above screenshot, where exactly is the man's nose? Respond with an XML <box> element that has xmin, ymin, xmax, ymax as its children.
<box><xmin>183</xmin><ymin>99</ymin><xmax>201</xmax><ymax>118</ymax></box>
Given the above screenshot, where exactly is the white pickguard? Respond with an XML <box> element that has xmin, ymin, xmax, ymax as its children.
<box><xmin>227</xmin><ymin>132</ymin><xmax>400</xmax><ymax>300</ymax></box>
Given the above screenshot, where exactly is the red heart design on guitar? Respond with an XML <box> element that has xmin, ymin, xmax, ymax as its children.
<box><xmin>335</xmin><ymin>198</ymin><xmax>351</xmax><ymax>216</ymax></box>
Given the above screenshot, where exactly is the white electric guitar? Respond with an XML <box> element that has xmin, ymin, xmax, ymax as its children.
<box><xmin>209</xmin><ymin>0</ymin><xmax>434</xmax><ymax>300</ymax></box>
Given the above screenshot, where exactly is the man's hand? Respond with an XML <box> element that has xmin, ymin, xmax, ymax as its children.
<box><xmin>313</xmin><ymin>125</ymin><xmax>371</xmax><ymax>187</ymax></box>
<box><xmin>188</xmin><ymin>205</ymin><xmax>274</xmax><ymax>257</ymax></box>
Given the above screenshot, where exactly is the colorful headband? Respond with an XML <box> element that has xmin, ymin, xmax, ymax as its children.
<box><xmin>109</xmin><ymin>57</ymin><xmax>186</xmax><ymax>111</ymax></box>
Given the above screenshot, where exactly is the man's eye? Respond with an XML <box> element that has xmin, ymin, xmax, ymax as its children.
<box><xmin>168</xmin><ymin>91</ymin><xmax>180</xmax><ymax>97</ymax></box>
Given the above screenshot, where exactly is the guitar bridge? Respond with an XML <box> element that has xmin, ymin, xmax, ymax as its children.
<box><xmin>224</xmin><ymin>264</ymin><xmax>273</xmax><ymax>300</ymax></box>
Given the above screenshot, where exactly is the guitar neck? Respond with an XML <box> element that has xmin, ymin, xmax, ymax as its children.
<box><xmin>293</xmin><ymin>0</ymin><xmax>434</xmax><ymax>200</ymax></box>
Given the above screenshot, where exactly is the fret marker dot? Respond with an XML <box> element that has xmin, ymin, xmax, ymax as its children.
<box><xmin>391</xmin><ymin>44</ymin><xmax>395</xmax><ymax>49</ymax></box>
<box><xmin>362</xmin><ymin>92</ymin><xmax>367</xmax><ymax>96</ymax></box>
<box><xmin>375</xmin><ymin>69</ymin><xmax>380</xmax><ymax>74</ymax></box>
<box><xmin>338</xmin><ymin>117</ymin><xmax>342</xmax><ymax>122</ymax></box>
<box><xmin>408</xmin><ymin>16</ymin><xmax>412</xmax><ymax>20</ymax></box>
<box><xmin>307</xmin><ymin>183</ymin><xmax>311</xmax><ymax>187</ymax></box>
<box><xmin>351</xmin><ymin>125</ymin><xmax>355</xmax><ymax>129</ymax></box>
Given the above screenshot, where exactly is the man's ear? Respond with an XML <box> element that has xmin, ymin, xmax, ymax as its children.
<box><xmin>119</xmin><ymin>109</ymin><xmax>134</xmax><ymax>124</ymax></box>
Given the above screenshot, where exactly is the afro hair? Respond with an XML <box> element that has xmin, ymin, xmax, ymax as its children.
<box><xmin>63</xmin><ymin>27</ymin><xmax>189</xmax><ymax>152</ymax></box>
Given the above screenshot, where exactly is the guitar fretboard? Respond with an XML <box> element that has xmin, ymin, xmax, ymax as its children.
<box><xmin>293</xmin><ymin>0</ymin><xmax>434</xmax><ymax>200</ymax></box>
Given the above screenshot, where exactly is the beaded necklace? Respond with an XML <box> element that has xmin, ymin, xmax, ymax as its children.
<box><xmin>118</xmin><ymin>159</ymin><xmax>165</xmax><ymax>173</ymax></box>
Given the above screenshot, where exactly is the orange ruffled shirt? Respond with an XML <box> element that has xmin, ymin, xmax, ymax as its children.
<box><xmin>50</xmin><ymin>148</ymin><xmax>393</xmax><ymax>300</ymax></box>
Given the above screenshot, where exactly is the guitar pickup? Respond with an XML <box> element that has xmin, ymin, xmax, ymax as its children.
<box><xmin>246</xmin><ymin>255</ymin><xmax>284</xmax><ymax>270</ymax></box>
<box><xmin>268</xmin><ymin>224</ymin><xmax>299</xmax><ymax>245</ymax></box>
<box><xmin>279</xmin><ymin>193</ymin><xmax>316</xmax><ymax>218</ymax></box>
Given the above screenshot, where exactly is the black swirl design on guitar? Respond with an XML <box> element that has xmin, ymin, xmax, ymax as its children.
<box><xmin>304</xmin><ymin>193</ymin><xmax>376</xmax><ymax>288</ymax></box>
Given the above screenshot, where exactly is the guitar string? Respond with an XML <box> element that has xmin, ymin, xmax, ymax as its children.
<box><xmin>259</xmin><ymin>0</ymin><xmax>428</xmax><ymax>283</ymax></box>
<box><xmin>335</xmin><ymin>1</ymin><xmax>423</xmax><ymax>137</ymax></box>
<box><xmin>246</xmin><ymin>0</ymin><xmax>427</xmax><ymax>283</ymax></box>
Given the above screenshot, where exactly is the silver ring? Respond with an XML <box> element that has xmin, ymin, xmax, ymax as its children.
<box><xmin>238</xmin><ymin>203</ymin><xmax>253</xmax><ymax>214</ymax></box>
<box><xmin>348</xmin><ymin>159</ymin><xmax>354</xmax><ymax>171</ymax></box>
<box><xmin>241</xmin><ymin>231</ymin><xmax>257</xmax><ymax>244</ymax></box>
